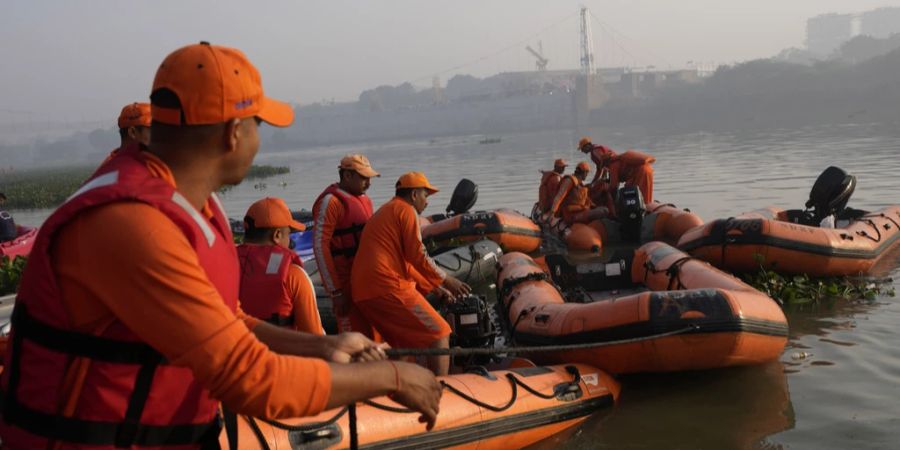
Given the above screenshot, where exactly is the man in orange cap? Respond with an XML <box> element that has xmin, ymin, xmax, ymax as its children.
<box><xmin>351</xmin><ymin>172</ymin><xmax>472</xmax><ymax>376</ymax></box>
<box><xmin>312</xmin><ymin>154</ymin><xmax>381</xmax><ymax>338</ymax></box>
<box><xmin>545</xmin><ymin>161</ymin><xmax>611</xmax><ymax>225</ymax></box>
<box><xmin>0</xmin><ymin>42</ymin><xmax>442</xmax><ymax>449</ymax></box>
<box><xmin>98</xmin><ymin>102</ymin><xmax>154</xmax><ymax>166</ymax></box>
<box><xmin>578</xmin><ymin>136</ymin><xmax>655</xmax><ymax>213</ymax></box>
<box><xmin>537</xmin><ymin>158</ymin><xmax>567</xmax><ymax>214</ymax></box>
<box><xmin>238</xmin><ymin>197</ymin><xmax>324</xmax><ymax>334</ymax></box>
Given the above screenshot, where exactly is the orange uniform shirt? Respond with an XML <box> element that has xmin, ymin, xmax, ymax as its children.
<box><xmin>286</xmin><ymin>264</ymin><xmax>325</xmax><ymax>335</ymax></box>
<box><xmin>313</xmin><ymin>194</ymin><xmax>350</xmax><ymax>295</ymax></box>
<box><xmin>52</xmin><ymin>152</ymin><xmax>331</xmax><ymax>419</ymax></box>
<box><xmin>351</xmin><ymin>197</ymin><xmax>445</xmax><ymax>301</ymax></box>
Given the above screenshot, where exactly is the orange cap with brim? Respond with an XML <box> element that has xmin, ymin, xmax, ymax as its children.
<box><xmin>118</xmin><ymin>102</ymin><xmax>152</xmax><ymax>128</ymax></box>
<box><xmin>244</xmin><ymin>197</ymin><xmax>305</xmax><ymax>232</ymax></box>
<box><xmin>339</xmin><ymin>154</ymin><xmax>380</xmax><ymax>178</ymax></box>
<box><xmin>151</xmin><ymin>41</ymin><xmax>293</xmax><ymax>127</ymax></box>
<box><xmin>578</xmin><ymin>137</ymin><xmax>592</xmax><ymax>149</ymax></box>
<box><xmin>554</xmin><ymin>158</ymin><xmax>568</xmax><ymax>168</ymax></box>
<box><xmin>575</xmin><ymin>161</ymin><xmax>591</xmax><ymax>172</ymax></box>
<box><xmin>396</xmin><ymin>172</ymin><xmax>439</xmax><ymax>195</ymax></box>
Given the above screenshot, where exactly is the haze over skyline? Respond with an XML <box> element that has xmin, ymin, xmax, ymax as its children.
<box><xmin>2</xmin><ymin>0</ymin><xmax>900</xmax><ymax>130</ymax></box>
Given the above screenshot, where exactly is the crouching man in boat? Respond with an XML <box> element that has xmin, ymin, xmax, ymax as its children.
<box><xmin>578</xmin><ymin>137</ymin><xmax>655</xmax><ymax>213</ymax></box>
<box><xmin>543</xmin><ymin>161</ymin><xmax>610</xmax><ymax>226</ymax></box>
<box><xmin>0</xmin><ymin>42</ymin><xmax>444</xmax><ymax>449</ymax></box>
<box><xmin>238</xmin><ymin>197</ymin><xmax>324</xmax><ymax>334</ymax></box>
<box><xmin>0</xmin><ymin>192</ymin><xmax>16</xmax><ymax>243</ymax></box>
<box><xmin>536</xmin><ymin>158</ymin><xmax>567</xmax><ymax>215</ymax></box>
<box><xmin>312</xmin><ymin>154</ymin><xmax>382</xmax><ymax>338</ymax></box>
<box><xmin>351</xmin><ymin>172</ymin><xmax>472</xmax><ymax>376</ymax></box>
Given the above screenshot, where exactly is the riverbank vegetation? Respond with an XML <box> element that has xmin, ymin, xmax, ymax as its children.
<box><xmin>1</xmin><ymin>164</ymin><xmax>290</xmax><ymax>210</ymax></box>
<box><xmin>0</xmin><ymin>256</ymin><xmax>26</xmax><ymax>296</ymax></box>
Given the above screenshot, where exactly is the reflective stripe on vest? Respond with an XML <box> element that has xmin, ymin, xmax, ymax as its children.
<box><xmin>0</xmin><ymin>145</ymin><xmax>238</xmax><ymax>448</ymax></box>
<box><xmin>312</xmin><ymin>184</ymin><xmax>373</xmax><ymax>258</ymax></box>
<box><xmin>237</xmin><ymin>244</ymin><xmax>302</xmax><ymax>324</ymax></box>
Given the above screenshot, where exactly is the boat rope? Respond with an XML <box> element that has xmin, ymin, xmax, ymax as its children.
<box><xmin>349</xmin><ymin>403</ymin><xmax>359</xmax><ymax>450</ymax></box>
<box><xmin>363</xmin><ymin>365</ymin><xmax>582</xmax><ymax>414</ymax></box>
<box><xmin>385</xmin><ymin>324</ymin><xmax>700</xmax><ymax>357</ymax></box>
<box><xmin>498</xmin><ymin>271</ymin><xmax>550</xmax><ymax>300</ymax></box>
<box><xmin>643</xmin><ymin>256</ymin><xmax>693</xmax><ymax>291</ymax></box>
<box><xmin>856</xmin><ymin>218</ymin><xmax>883</xmax><ymax>243</ymax></box>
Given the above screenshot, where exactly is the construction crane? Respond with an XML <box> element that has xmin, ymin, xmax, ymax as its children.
<box><xmin>525</xmin><ymin>41</ymin><xmax>549</xmax><ymax>71</ymax></box>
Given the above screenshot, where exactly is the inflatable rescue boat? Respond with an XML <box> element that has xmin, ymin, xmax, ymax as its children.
<box><xmin>0</xmin><ymin>226</ymin><xmax>38</xmax><ymax>259</ymax></box>
<box><xmin>220</xmin><ymin>363</ymin><xmax>619</xmax><ymax>450</ymax></box>
<box><xmin>497</xmin><ymin>242</ymin><xmax>788</xmax><ymax>374</ymax></box>
<box><xmin>678</xmin><ymin>166</ymin><xmax>900</xmax><ymax>276</ymax></box>
<box><xmin>422</xmin><ymin>209</ymin><xmax>542</xmax><ymax>254</ymax></box>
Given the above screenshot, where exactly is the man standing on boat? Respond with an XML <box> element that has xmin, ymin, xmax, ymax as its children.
<box><xmin>351</xmin><ymin>172</ymin><xmax>471</xmax><ymax>376</ymax></box>
<box><xmin>312</xmin><ymin>154</ymin><xmax>382</xmax><ymax>338</ymax></box>
<box><xmin>537</xmin><ymin>158</ymin><xmax>567</xmax><ymax>214</ymax></box>
<box><xmin>0</xmin><ymin>42</ymin><xmax>443</xmax><ymax>449</ymax></box>
<box><xmin>578</xmin><ymin>137</ymin><xmax>655</xmax><ymax>213</ymax></box>
<box><xmin>238</xmin><ymin>197</ymin><xmax>324</xmax><ymax>335</ymax></box>
<box><xmin>544</xmin><ymin>161</ymin><xmax>610</xmax><ymax>225</ymax></box>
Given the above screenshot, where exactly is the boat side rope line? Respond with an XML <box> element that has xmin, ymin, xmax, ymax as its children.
<box><xmin>643</xmin><ymin>255</ymin><xmax>693</xmax><ymax>291</ymax></box>
<box><xmin>386</xmin><ymin>324</ymin><xmax>699</xmax><ymax>357</ymax></box>
<box><xmin>856</xmin><ymin>218</ymin><xmax>883</xmax><ymax>243</ymax></box>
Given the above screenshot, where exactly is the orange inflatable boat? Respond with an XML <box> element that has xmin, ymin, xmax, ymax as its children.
<box><xmin>497</xmin><ymin>242</ymin><xmax>788</xmax><ymax>374</ymax></box>
<box><xmin>423</xmin><ymin>209</ymin><xmax>541</xmax><ymax>253</ymax></box>
<box><xmin>677</xmin><ymin>206</ymin><xmax>900</xmax><ymax>276</ymax></box>
<box><xmin>554</xmin><ymin>200</ymin><xmax>703</xmax><ymax>253</ymax></box>
<box><xmin>0</xmin><ymin>226</ymin><xmax>38</xmax><ymax>259</ymax></box>
<box><xmin>220</xmin><ymin>363</ymin><xmax>619</xmax><ymax>449</ymax></box>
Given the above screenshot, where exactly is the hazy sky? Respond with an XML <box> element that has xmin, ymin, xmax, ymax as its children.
<box><xmin>3</xmin><ymin>0</ymin><xmax>900</xmax><ymax>128</ymax></box>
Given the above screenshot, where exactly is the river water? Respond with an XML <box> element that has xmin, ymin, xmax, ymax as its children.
<box><xmin>11</xmin><ymin>123</ymin><xmax>900</xmax><ymax>449</ymax></box>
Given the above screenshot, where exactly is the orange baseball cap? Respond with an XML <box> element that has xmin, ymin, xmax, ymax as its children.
<box><xmin>151</xmin><ymin>41</ymin><xmax>293</xmax><ymax>127</ymax></box>
<box><xmin>339</xmin><ymin>154</ymin><xmax>380</xmax><ymax>178</ymax></box>
<box><xmin>554</xmin><ymin>158</ymin><xmax>568</xmax><ymax>168</ymax></box>
<box><xmin>396</xmin><ymin>172</ymin><xmax>439</xmax><ymax>195</ymax></box>
<box><xmin>244</xmin><ymin>197</ymin><xmax>305</xmax><ymax>232</ymax></box>
<box><xmin>117</xmin><ymin>102</ymin><xmax>152</xmax><ymax>128</ymax></box>
<box><xmin>575</xmin><ymin>161</ymin><xmax>591</xmax><ymax>172</ymax></box>
<box><xmin>578</xmin><ymin>137</ymin><xmax>592</xmax><ymax>149</ymax></box>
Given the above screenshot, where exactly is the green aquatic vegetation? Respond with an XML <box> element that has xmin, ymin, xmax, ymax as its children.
<box><xmin>741</xmin><ymin>254</ymin><xmax>895</xmax><ymax>306</ymax></box>
<box><xmin>243</xmin><ymin>165</ymin><xmax>290</xmax><ymax>180</ymax></box>
<box><xmin>2</xmin><ymin>165</ymin><xmax>290</xmax><ymax>209</ymax></box>
<box><xmin>0</xmin><ymin>256</ymin><xmax>27</xmax><ymax>296</ymax></box>
<box><xmin>0</xmin><ymin>167</ymin><xmax>94</xmax><ymax>210</ymax></box>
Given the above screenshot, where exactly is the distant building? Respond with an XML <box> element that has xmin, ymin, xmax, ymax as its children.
<box><xmin>860</xmin><ymin>7</ymin><xmax>900</xmax><ymax>39</ymax></box>
<box><xmin>807</xmin><ymin>13</ymin><xmax>854</xmax><ymax>56</ymax></box>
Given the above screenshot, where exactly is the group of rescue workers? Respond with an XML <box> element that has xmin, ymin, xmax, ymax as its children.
<box><xmin>537</xmin><ymin>137</ymin><xmax>655</xmax><ymax>227</ymax></box>
<box><xmin>0</xmin><ymin>41</ymin><xmax>657</xmax><ymax>448</ymax></box>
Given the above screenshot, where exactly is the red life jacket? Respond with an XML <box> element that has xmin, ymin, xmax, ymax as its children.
<box><xmin>538</xmin><ymin>171</ymin><xmax>562</xmax><ymax>212</ymax></box>
<box><xmin>312</xmin><ymin>184</ymin><xmax>373</xmax><ymax>258</ymax></box>
<box><xmin>0</xmin><ymin>146</ymin><xmax>238</xmax><ymax>448</ymax></box>
<box><xmin>237</xmin><ymin>244</ymin><xmax>303</xmax><ymax>326</ymax></box>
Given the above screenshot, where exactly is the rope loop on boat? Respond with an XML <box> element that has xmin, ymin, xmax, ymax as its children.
<box><xmin>643</xmin><ymin>256</ymin><xmax>693</xmax><ymax>290</ymax></box>
<box><xmin>856</xmin><ymin>218</ymin><xmax>882</xmax><ymax>242</ymax></box>
<box><xmin>498</xmin><ymin>272</ymin><xmax>550</xmax><ymax>300</ymax></box>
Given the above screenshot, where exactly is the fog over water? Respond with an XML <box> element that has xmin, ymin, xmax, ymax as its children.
<box><xmin>3</xmin><ymin>0</ymin><xmax>900</xmax><ymax>138</ymax></box>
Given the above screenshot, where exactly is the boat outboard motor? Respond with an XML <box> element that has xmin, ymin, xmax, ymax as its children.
<box><xmin>443</xmin><ymin>294</ymin><xmax>494</xmax><ymax>348</ymax></box>
<box><xmin>616</xmin><ymin>185</ymin><xmax>646</xmax><ymax>243</ymax></box>
<box><xmin>805</xmin><ymin>166</ymin><xmax>856</xmax><ymax>225</ymax></box>
<box><xmin>446</xmin><ymin>178</ymin><xmax>479</xmax><ymax>216</ymax></box>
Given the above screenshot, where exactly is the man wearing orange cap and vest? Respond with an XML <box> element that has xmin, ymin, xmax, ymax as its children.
<box><xmin>99</xmin><ymin>102</ymin><xmax>153</xmax><ymax>166</ymax></box>
<box><xmin>537</xmin><ymin>158</ymin><xmax>567</xmax><ymax>214</ymax></box>
<box><xmin>351</xmin><ymin>172</ymin><xmax>472</xmax><ymax>376</ymax></box>
<box><xmin>238</xmin><ymin>197</ymin><xmax>324</xmax><ymax>334</ymax></box>
<box><xmin>312</xmin><ymin>154</ymin><xmax>380</xmax><ymax>337</ymax></box>
<box><xmin>544</xmin><ymin>161</ymin><xmax>611</xmax><ymax>225</ymax></box>
<box><xmin>578</xmin><ymin>137</ymin><xmax>655</xmax><ymax>213</ymax></box>
<box><xmin>0</xmin><ymin>42</ymin><xmax>442</xmax><ymax>449</ymax></box>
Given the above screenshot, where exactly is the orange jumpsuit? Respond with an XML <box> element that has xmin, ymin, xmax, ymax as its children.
<box><xmin>350</xmin><ymin>197</ymin><xmax>449</xmax><ymax>348</ymax></box>
<box><xmin>50</xmin><ymin>152</ymin><xmax>331</xmax><ymax>419</ymax></box>
<box><xmin>538</xmin><ymin>170</ymin><xmax>563</xmax><ymax>213</ymax></box>
<box><xmin>589</xmin><ymin>147</ymin><xmax>655</xmax><ymax>211</ymax></box>
<box><xmin>548</xmin><ymin>175</ymin><xmax>604</xmax><ymax>225</ymax></box>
